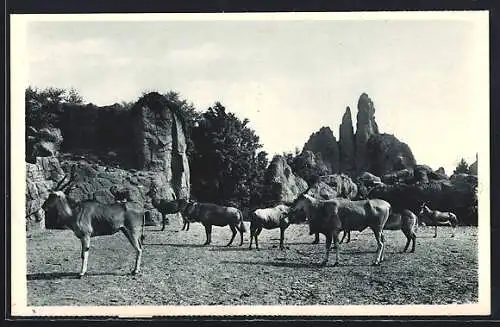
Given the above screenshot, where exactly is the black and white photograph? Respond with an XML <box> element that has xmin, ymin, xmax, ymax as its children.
<box><xmin>10</xmin><ymin>12</ymin><xmax>490</xmax><ymax>316</ymax></box>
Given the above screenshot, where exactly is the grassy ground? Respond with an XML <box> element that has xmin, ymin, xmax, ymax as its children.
<box><xmin>26</xmin><ymin>221</ymin><xmax>478</xmax><ymax>306</ymax></box>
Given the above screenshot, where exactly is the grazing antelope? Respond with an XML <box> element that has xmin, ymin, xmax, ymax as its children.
<box><xmin>182</xmin><ymin>201</ymin><xmax>246</xmax><ymax>246</ymax></box>
<box><xmin>249</xmin><ymin>204</ymin><xmax>291</xmax><ymax>251</ymax></box>
<box><xmin>289</xmin><ymin>192</ymin><xmax>391</xmax><ymax>267</ymax></box>
<box><xmin>419</xmin><ymin>202</ymin><xmax>458</xmax><ymax>238</ymax></box>
<box><xmin>41</xmin><ymin>166</ymin><xmax>146</xmax><ymax>278</ymax></box>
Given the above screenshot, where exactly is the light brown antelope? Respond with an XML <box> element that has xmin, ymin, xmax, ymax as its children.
<box><xmin>338</xmin><ymin>209</ymin><xmax>418</xmax><ymax>253</ymax></box>
<box><xmin>41</xmin><ymin>166</ymin><xmax>146</xmax><ymax>278</ymax></box>
<box><xmin>289</xmin><ymin>193</ymin><xmax>391</xmax><ymax>267</ymax></box>
<box><xmin>419</xmin><ymin>202</ymin><xmax>458</xmax><ymax>238</ymax></box>
<box><xmin>183</xmin><ymin>202</ymin><xmax>246</xmax><ymax>246</ymax></box>
<box><xmin>248</xmin><ymin>204</ymin><xmax>291</xmax><ymax>251</ymax></box>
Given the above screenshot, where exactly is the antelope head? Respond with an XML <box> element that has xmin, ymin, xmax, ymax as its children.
<box><xmin>42</xmin><ymin>165</ymin><xmax>77</xmax><ymax>211</ymax></box>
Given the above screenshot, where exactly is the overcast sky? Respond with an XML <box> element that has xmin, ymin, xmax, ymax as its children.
<box><xmin>22</xmin><ymin>13</ymin><xmax>488</xmax><ymax>175</ymax></box>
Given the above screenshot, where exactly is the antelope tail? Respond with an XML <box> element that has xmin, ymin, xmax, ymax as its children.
<box><xmin>238</xmin><ymin>210</ymin><xmax>246</xmax><ymax>233</ymax></box>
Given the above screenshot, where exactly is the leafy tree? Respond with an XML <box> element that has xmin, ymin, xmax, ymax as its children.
<box><xmin>25</xmin><ymin>86</ymin><xmax>84</xmax><ymax>128</ymax></box>
<box><xmin>454</xmin><ymin>158</ymin><xmax>470</xmax><ymax>175</ymax></box>
<box><xmin>190</xmin><ymin>102</ymin><xmax>266</xmax><ymax>210</ymax></box>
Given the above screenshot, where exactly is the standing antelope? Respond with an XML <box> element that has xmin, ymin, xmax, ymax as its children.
<box><xmin>41</xmin><ymin>166</ymin><xmax>146</xmax><ymax>278</ymax></box>
<box><xmin>146</xmin><ymin>184</ymin><xmax>190</xmax><ymax>231</ymax></box>
<box><xmin>419</xmin><ymin>202</ymin><xmax>458</xmax><ymax>238</ymax></box>
<box><xmin>289</xmin><ymin>193</ymin><xmax>391</xmax><ymax>267</ymax></box>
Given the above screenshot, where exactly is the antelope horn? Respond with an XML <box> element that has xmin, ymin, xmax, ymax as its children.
<box><xmin>54</xmin><ymin>175</ymin><xmax>68</xmax><ymax>191</ymax></box>
<box><xmin>60</xmin><ymin>165</ymin><xmax>77</xmax><ymax>192</ymax></box>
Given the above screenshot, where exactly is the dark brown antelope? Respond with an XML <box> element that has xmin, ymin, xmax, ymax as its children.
<box><xmin>41</xmin><ymin>166</ymin><xmax>146</xmax><ymax>278</ymax></box>
<box><xmin>183</xmin><ymin>202</ymin><xmax>246</xmax><ymax>246</ymax></box>
<box><xmin>419</xmin><ymin>202</ymin><xmax>458</xmax><ymax>238</ymax></box>
<box><xmin>289</xmin><ymin>193</ymin><xmax>391</xmax><ymax>267</ymax></box>
<box><xmin>249</xmin><ymin>204</ymin><xmax>291</xmax><ymax>250</ymax></box>
<box><xmin>338</xmin><ymin>209</ymin><xmax>418</xmax><ymax>253</ymax></box>
<box><xmin>146</xmin><ymin>184</ymin><xmax>190</xmax><ymax>231</ymax></box>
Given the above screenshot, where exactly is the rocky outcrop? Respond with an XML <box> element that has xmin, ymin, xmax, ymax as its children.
<box><xmin>55</xmin><ymin>161</ymin><xmax>178</xmax><ymax>227</ymax></box>
<box><xmin>366</xmin><ymin>173</ymin><xmax>478</xmax><ymax>225</ymax></box>
<box><xmin>366</xmin><ymin>134</ymin><xmax>416</xmax><ymax>176</ymax></box>
<box><xmin>26</xmin><ymin>127</ymin><xmax>63</xmax><ymax>163</ymax></box>
<box><xmin>263</xmin><ymin>155</ymin><xmax>308</xmax><ymax>205</ymax></box>
<box><xmin>131</xmin><ymin>92</ymin><xmax>190</xmax><ymax>199</ymax></box>
<box><xmin>469</xmin><ymin>154</ymin><xmax>478</xmax><ymax>176</ymax></box>
<box><xmin>318</xmin><ymin>174</ymin><xmax>358</xmax><ymax>199</ymax></box>
<box><xmin>339</xmin><ymin>106</ymin><xmax>356</xmax><ymax>176</ymax></box>
<box><xmin>355</xmin><ymin>93</ymin><xmax>379</xmax><ymax>173</ymax></box>
<box><xmin>302</xmin><ymin>126</ymin><xmax>340</xmax><ymax>174</ymax></box>
<box><xmin>290</xmin><ymin>150</ymin><xmax>329</xmax><ymax>185</ymax></box>
<box><xmin>381</xmin><ymin>168</ymin><xmax>414</xmax><ymax>185</ymax></box>
<box><xmin>305</xmin><ymin>174</ymin><xmax>358</xmax><ymax>202</ymax></box>
<box><xmin>25</xmin><ymin>157</ymin><xmax>66</xmax><ymax>229</ymax></box>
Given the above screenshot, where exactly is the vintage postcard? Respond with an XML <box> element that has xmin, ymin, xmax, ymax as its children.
<box><xmin>10</xmin><ymin>11</ymin><xmax>490</xmax><ymax>317</ymax></box>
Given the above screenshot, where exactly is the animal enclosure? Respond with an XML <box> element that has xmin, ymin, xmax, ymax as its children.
<box><xmin>26</xmin><ymin>222</ymin><xmax>478</xmax><ymax>306</ymax></box>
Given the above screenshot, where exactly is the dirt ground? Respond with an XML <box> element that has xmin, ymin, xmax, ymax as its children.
<box><xmin>26</xmin><ymin>219</ymin><xmax>478</xmax><ymax>306</ymax></box>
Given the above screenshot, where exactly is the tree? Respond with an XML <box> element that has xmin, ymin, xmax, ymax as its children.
<box><xmin>190</xmin><ymin>102</ymin><xmax>266</xmax><ymax>210</ymax></box>
<box><xmin>454</xmin><ymin>158</ymin><xmax>470</xmax><ymax>175</ymax></box>
<box><xmin>25</xmin><ymin>86</ymin><xmax>85</xmax><ymax>128</ymax></box>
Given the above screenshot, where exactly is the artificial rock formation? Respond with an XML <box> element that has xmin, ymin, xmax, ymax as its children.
<box><xmin>469</xmin><ymin>154</ymin><xmax>478</xmax><ymax>176</ymax></box>
<box><xmin>26</xmin><ymin>127</ymin><xmax>63</xmax><ymax>163</ymax></box>
<box><xmin>302</xmin><ymin>126</ymin><xmax>340</xmax><ymax>174</ymax></box>
<box><xmin>25</xmin><ymin>157</ymin><xmax>65</xmax><ymax>229</ymax></box>
<box><xmin>339</xmin><ymin>106</ymin><xmax>356</xmax><ymax>176</ymax></box>
<box><xmin>355</xmin><ymin>93</ymin><xmax>379</xmax><ymax>173</ymax></box>
<box><xmin>131</xmin><ymin>92</ymin><xmax>190</xmax><ymax>200</ymax></box>
<box><xmin>365</xmin><ymin>133</ymin><xmax>416</xmax><ymax>176</ymax></box>
<box><xmin>264</xmin><ymin>155</ymin><xmax>308</xmax><ymax>204</ymax></box>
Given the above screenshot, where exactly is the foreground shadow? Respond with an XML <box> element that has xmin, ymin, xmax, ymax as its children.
<box><xmin>27</xmin><ymin>271</ymin><xmax>126</xmax><ymax>281</ymax></box>
<box><xmin>219</xmin><ymin>259</ymin><xmax>347</xmax><ymax>269</ymax></box>
<box><xmin>145</xmin><ymin>243</ymin><xmax>205</xmax><ymax>248</ymax></box>
<box><xmin>209</xmin><ymin>246</ymin><xmax>249</xmax><ymax>252</ymax></box>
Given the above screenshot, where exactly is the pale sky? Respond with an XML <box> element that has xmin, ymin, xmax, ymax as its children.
<box><xmin>21</xmin><ymin>13</ymin><xmax>489</xmax><ymax>175</ymax></box>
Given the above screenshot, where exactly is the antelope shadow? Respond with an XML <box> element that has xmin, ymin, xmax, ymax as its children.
<box><xmin>27</xmin><ymin>271</ymin><xmax>125</xmax><ymax>280</ymax></box>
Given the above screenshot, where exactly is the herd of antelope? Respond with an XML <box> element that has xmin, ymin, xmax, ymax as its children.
<box><xmin>39</xmin><ymin>166</ymin><xmax>460</xmax><ymax>278</ymax></box>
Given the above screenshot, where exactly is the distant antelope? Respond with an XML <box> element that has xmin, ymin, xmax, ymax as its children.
<box><xmin>41</xmin><ymin>166</ymin><xmax>146</xmax><ymax>278</ymax></box>
<box><xmin>419</xmin><ymin>202</ymin><xmax>458</xmax><ymax>238</ymax></box>
<box><xmin>146</xmin><ymin>184</ymin><xmax>190</xmax><ymax>231</ymax></box>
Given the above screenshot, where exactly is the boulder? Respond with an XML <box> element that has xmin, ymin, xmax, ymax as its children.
<box><xmin>290</xmin><ymin>150</ymin><xmax>329</xmax><ymax>185</ymax></box>
<box><xmin>26</xmin><ymin>127</ymin><xmax>63</xmax><ymax>162</ymax></box>
<box><xmin>25</xmin><ymin>157</ymin><xmax>65</xmax><ymax>229</ymax></box>
<box><xmin>356</xmin><ymin>171</ymin><xmax>383</xmax><ymax>187</ymax></box>
<box><xmin>355</xmin><ymin>93</ymin><xmax>379</xmax><ymax>172</ymax></box>
<box><xmin>381</xmin><ymin>168</ymin><xmax>414</xmax><ymax>185</ymax></box>
<box><xmin>318</xmin><ymin>174</ymin><xmax>358</xmax><ymax>199</ymax></box>
<box><xmin>263</xmin><ymin>155</ymin><xmax>308</xmax><ymax>205</ymax></box>
<box><xmin>302</xmin><ymin>126</ymin><xmax>340</xmax><ymax>174</ymax></box>
<box><xmin>339</xmin><ymin>106</ymin><xmax>356</xmax><ymax>176</ymax></box>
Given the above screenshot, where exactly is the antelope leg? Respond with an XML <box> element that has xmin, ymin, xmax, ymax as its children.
<box><xmin>372</xmin><ymin>229</ymin><xmax>383</xmax><ymax>266</ymax></box>
<box><xmin>320</xmin><ymin>232</ymin><xmax>333</xmax><ymax>267</ymax></box>
<box><xmin>279</xmin><ymin>227</ymin><xmax>285</xmax><ymax>251</ymax></box>
<box><xmin>79</xmin><ymin>235</ymin><xmax>91</xmax><ymax>277</ymax></box>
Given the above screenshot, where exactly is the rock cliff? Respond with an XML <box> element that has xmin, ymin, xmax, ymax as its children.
<box><xmin>355</xmin><ymin>93</ymin><xmax>379</xmax><ymax>173</ymax></box>
<box><xmin>338</xmin><ymin>107</ymin><xmax>356</xmax><ymax>176</ymax></box>
<box><xmin>302</xmin><ymin>126</ymin><xmax>340</xmax><ymax>174</ymax></box>
<box><xmin>263</xmin><ymin>155</ymin><xmax>308</xmax><ymax>205</ymax></box>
